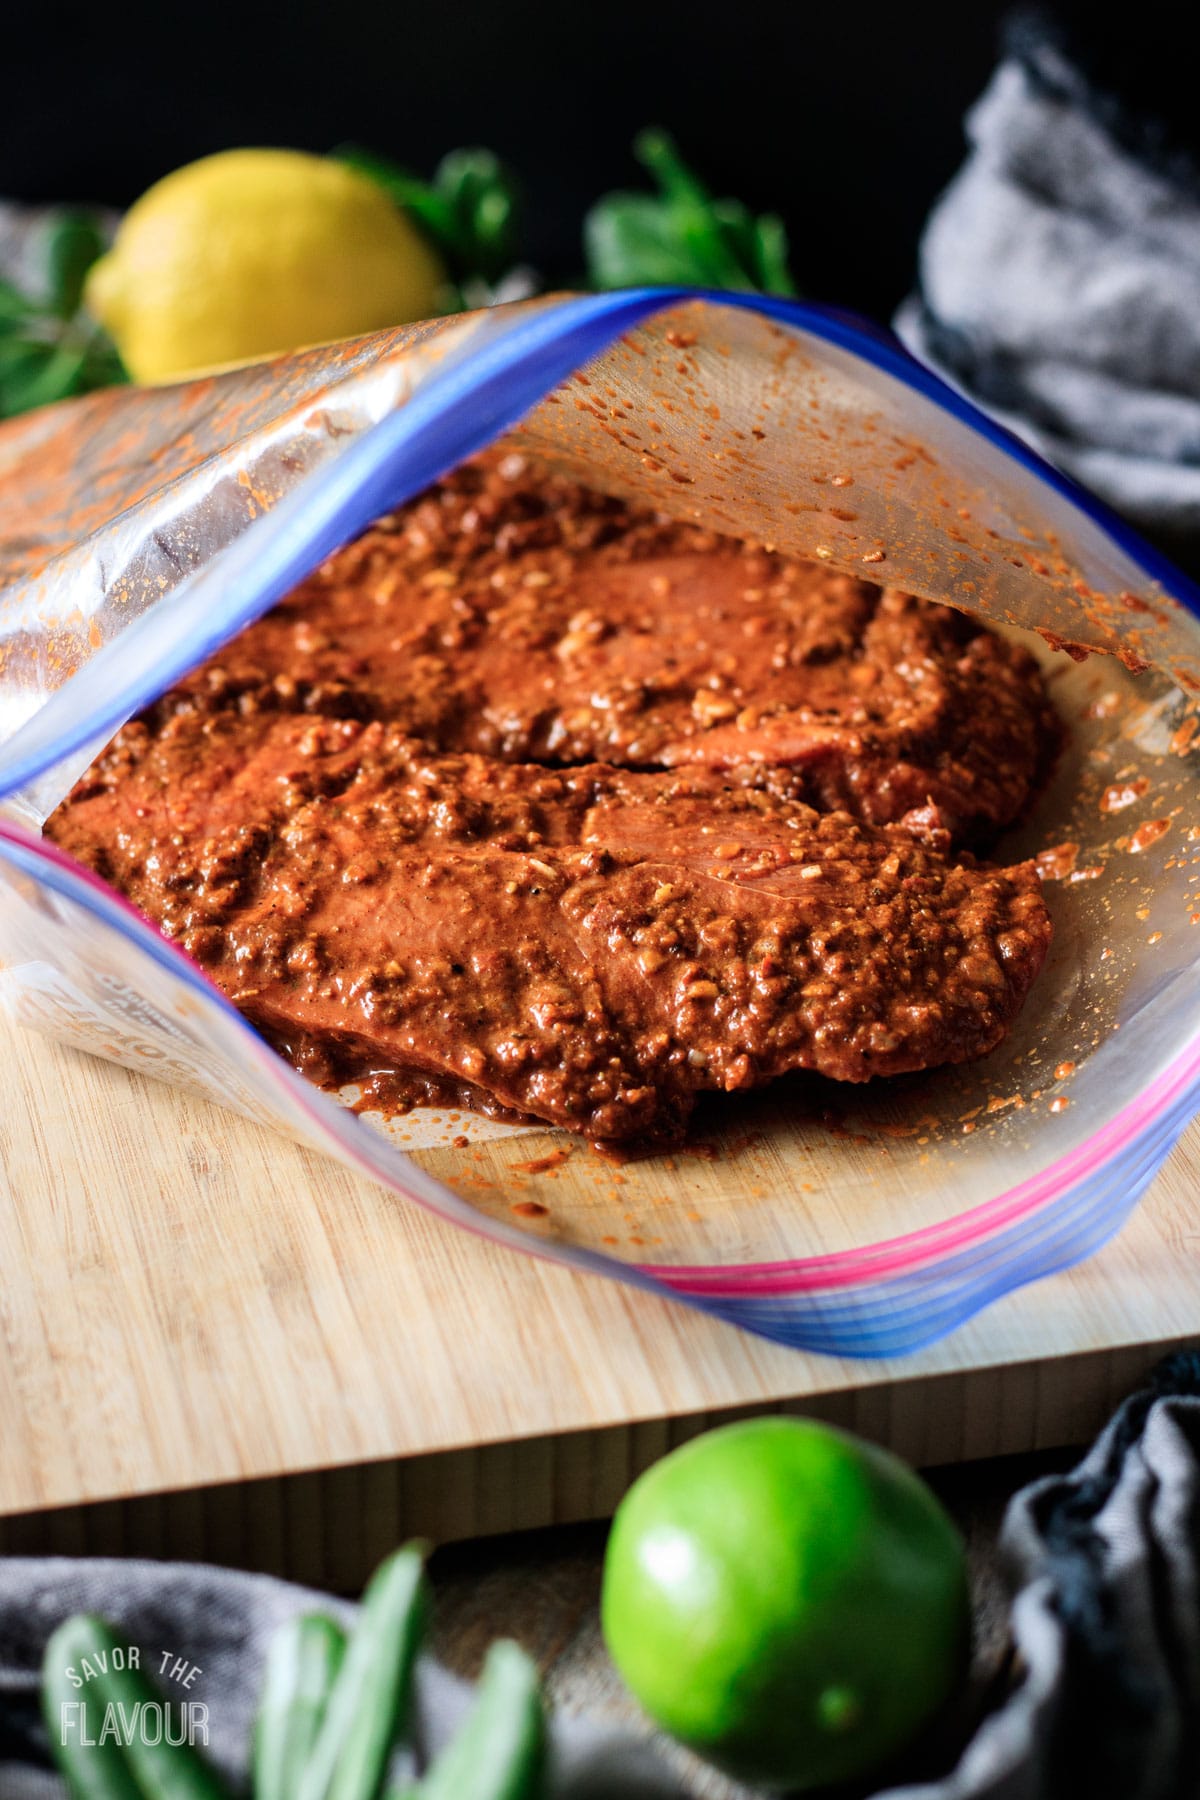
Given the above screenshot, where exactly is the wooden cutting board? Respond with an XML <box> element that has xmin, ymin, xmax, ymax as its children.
<box><xmin>2</xmin><ymin>1006</ymin><xmax>1199</xmax><ymax>1592</ymax></box>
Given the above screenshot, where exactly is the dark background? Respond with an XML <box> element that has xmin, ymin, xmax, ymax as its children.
<box><xmin>1</xmin><ymin>1</ymin><xmax>1194</xmax><ymax>322</ymax></box>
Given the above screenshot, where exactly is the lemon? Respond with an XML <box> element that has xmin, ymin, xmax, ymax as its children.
<box><xmin>85</xmin><ymin>148</ymin><xmax>446</xmax><ymax>385</ymax></box>
<box><xmin>601</xmin><ymin>1417</ymin><xmax>970</xmax><ymax>1790</ymax></box>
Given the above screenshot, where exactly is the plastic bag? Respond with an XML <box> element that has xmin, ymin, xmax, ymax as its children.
<box><xmin>3</xmin><ymin>288</ymin><xmax>1199</xmax><ymax>1356</ymax></box>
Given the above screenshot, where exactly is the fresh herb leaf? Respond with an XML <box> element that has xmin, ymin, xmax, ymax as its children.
<box><xmin>432</xmin><ymin>147</ymin><xmax>519</xmax><ymax>282</ymax></box>
<box><xmin>334</xmin><ymin>144</ymin><xmax>522</xmax><ymax>304</ymax></box>
<box><xmin>750</xmin><ymin>212</ymin><xmax>794</xmax><ymax>295</ymax></box>
<box><xmin>43</xmin><ymin>208</ymin><xmax>108</xmax><ymax>319</ymax></box>
<box><xmin>77</xmin><ymin>330</ymin><xmax>127</xmax><ymax>390</ymax></box>
<box><xmin>584</xmin><ymin>193</ymin><xmax>717</xmax><ymax>289</ymax></box>
<box><xmin>0</xmin><ymin>337</ymin><xmax>48</xmax><ymax>372</ymax></box>
<box><xmin>1</xmin><ymin>338</ymin><xmax>90</xmax><ymax>415</ymax></box>
<box><xmin>585</xmin><ymin>128</ymin><xmax>798</xmax><ymax>297</ymax></box>
<box><xmin>335</xmin><ymin>146</ymin><xmax>461</xmax><ymax>251</ymax></box>
<box><xmin>0</xmin><ymin>315</ymin><xmax>127</xmax><ymax>418</ymax></box>
<box><xmin>0</xmin><ymin>207</ymin><xmax>126</xmax><ymax>419</ymax></box>
<box><xmin>0</xmin><ymin>338</ymin><xmax>52</xmax><ymax>417</ymax></box>
<box><xmin>0</xmin><ymin>278</ymin><xmax>34</xmax><ymax>326</ymax></box>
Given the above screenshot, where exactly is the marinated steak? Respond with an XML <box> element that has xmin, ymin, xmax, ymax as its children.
<box><xmin>46</xmin><ymin>449</ymin><xmax>1059</xmax><ymax>1143</ymax></box>
<box><xmin>49</xmin><ymin>712</ymin><xmax>1052</xmax><ymax>1143</ymax></box>
<box><xmin>148</xmin><ymin>452</ymin><xmax>1060</xmax><ymax>843</ymax></box>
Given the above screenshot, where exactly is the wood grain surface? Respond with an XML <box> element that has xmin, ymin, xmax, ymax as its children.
<box><xmin>2</xmin><ymin>1008</ymin><xmax>1198</xmax><ymax>1588</ymax></box>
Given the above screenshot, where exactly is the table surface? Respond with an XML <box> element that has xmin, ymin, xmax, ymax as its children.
<box><xmin>2</xmin><ymin>1011</ymin><xmax>1199</xmax><ymax>1580</ymax></box>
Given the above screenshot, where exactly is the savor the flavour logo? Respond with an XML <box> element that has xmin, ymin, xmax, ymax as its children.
<box><xmin>57</xmin><ymin>1642</ymin><xmax>211</xmax><ymax>1749</ymax></box>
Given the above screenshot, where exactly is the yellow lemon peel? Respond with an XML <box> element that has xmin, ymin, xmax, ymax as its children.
<box><xmin>86</xmin><ymin>148</ymin><xmax>446</xmax><ymax>385</ymax></box>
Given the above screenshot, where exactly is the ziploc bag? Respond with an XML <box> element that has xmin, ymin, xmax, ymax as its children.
<box><xmin>3</xmin><ymin>288</ymin><xmax>1200</xmax><ymax>1357</ymax></box>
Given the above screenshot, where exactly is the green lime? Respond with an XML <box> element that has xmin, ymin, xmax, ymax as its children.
<box><xmin>600</xmin><ymin>1417</ymin><xmax>969</xmax><ymax>1790</ymax></box>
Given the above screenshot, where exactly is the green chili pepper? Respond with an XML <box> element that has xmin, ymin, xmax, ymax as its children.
<box><xmin>414</xmin><ymin>1640</ymin><xmax>545</xmax><ymax>1800</ymax></box>
<box><xmin>42</xmin><ymin>1613</ymin><xmax>229</xmax><ymax>1800</ymax></box>
<box><xmin>299</xmin><ymin>1544</ymin><xmax>429</xmax><ymax>1800</ymax></box>
<box><xmin>253</xmin><ymin>1612</ymin><xmax>347</xmax><ymax>1800</ymax></box>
